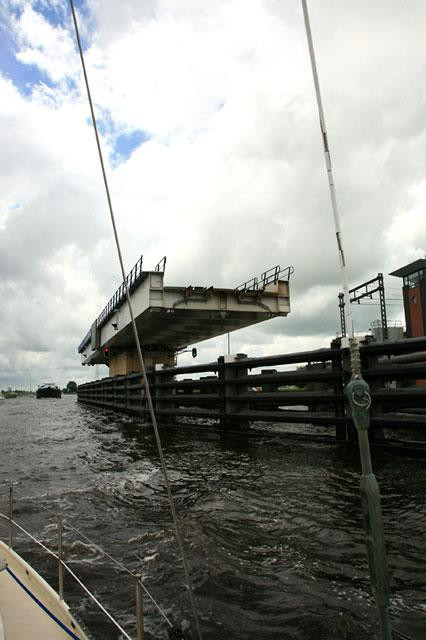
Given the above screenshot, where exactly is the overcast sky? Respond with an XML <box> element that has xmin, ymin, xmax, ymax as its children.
<box><xmin>0</xmin><ymin>0</ymin><xmax>425</xmax><ymax>389</ymax></box>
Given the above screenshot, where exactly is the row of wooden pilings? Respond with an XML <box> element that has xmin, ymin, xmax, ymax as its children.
<box><xmin>77</xmin><ymin>336</ymin><xmax>426</xmax><ymax>443</ymax></box>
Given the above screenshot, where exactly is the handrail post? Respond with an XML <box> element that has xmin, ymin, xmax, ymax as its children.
<box><xmin>58</xmin><ymin>514</ymin><xmax>64</xmax><ymax>600</ymax></box>
<box><xmin>8</xmin><ymin>486</ymin><xmax>13</xmax><ymax>548</ymax></box>
<box><xmin>135</xmin><ymin>574</ymin><xmax>144</xmax><ymax>640</ymax></box>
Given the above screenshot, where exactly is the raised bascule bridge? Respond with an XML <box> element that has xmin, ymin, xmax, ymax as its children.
<box><xmin>77</xmin><ymin>256</ymin><xmax>426</xmax><ymax>447</ymax></box>
<box><xmin>78</xmin><ymin>256</ymin><xmax>293</xmax><ymax>377</ymax></box>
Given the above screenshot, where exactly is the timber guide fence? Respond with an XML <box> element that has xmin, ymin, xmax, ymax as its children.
<box><xmin>77</xmin><ymin>336</ymin><xmax>426</xmax><ymax>444</ymax></box>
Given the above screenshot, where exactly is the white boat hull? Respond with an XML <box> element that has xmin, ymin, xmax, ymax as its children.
<box><xmin>0</xmin><ymin>541</ymin><xmax>88</xmax><ymax>640</ymax></box>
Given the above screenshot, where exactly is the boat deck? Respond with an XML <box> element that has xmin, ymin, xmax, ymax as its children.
<box><xmin>0</xmin><ymin>542</ymin><xmax>87</xmax><ymax>640</ymax></box>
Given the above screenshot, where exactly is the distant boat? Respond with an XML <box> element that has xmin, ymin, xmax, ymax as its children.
<box><xmin>36</xmin><ymin>384</ymin><xmax>62</xmax><ymax>399</ymax></box>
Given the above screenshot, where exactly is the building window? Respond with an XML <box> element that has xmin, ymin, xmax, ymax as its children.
<box><xmin>406</xmin><ymin>271</ymin><xmax>423</xmax><ymax>288</ymax></box>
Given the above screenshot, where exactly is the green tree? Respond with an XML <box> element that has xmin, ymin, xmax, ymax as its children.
<box><xmin>66</xmin><ymin>381</ymin><xmax>78</xmax><ymax>394</ymax></box>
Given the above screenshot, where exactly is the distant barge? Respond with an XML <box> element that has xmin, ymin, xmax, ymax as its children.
<box><xmin>36</xmin><ymin>383</ymin><xmax>61</xmax><ymax>399</ymax></box>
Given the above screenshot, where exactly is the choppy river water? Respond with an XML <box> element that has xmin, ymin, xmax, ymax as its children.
<box><xmin>0</xmin><ymin>395</ymin><xmax>425</xmax><ymax>639</ymax></box>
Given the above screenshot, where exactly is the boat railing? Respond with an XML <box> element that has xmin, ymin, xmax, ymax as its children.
<box><xmin>0</xmin><ymin>487</ymin><xmax>176</xmax><ymax>640</ymax></box>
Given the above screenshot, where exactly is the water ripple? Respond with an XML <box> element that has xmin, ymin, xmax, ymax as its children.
<box><xmin>0</xmin><ymin>396</ymin><xmax>425</xmax><ymax>639</ymax></box>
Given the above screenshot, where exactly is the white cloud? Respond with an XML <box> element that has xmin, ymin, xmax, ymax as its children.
<box><xmin>0</xmin><ymin>0</ymin><xmax>425</xmax><ymax>389</ymax></box>
<box><xmin>12</xmin><ymin>5</ymin><xmax>79</xmax><ymax>85</ymax></box>
<box><xmin>385</xmin><ymin>180</ymin><xmax>426</xmax><ymax>263</ymax></box>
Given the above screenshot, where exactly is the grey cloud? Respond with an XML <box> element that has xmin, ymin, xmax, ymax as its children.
<box><xmin>0</xmin><ymin>1</ymin><xmax>425</xmax><ymax>390</ymax></box>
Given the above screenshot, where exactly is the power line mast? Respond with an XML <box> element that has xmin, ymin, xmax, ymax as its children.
<box><xmin>339</xmin><ymin>273</ymin><xmax>388</xmax><ymax>339</ymax></box>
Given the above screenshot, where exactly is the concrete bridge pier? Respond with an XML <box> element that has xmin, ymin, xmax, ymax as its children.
<box><xmin>108</xmin><ymin>347</ymin><xmax>176</xmax><ymax>377</ymax></box>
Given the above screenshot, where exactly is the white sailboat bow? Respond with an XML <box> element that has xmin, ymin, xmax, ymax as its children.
<box><xmin>0</xmin><ymin>541</ymin><xmax>88</xmax><ymax>640</ymax></box>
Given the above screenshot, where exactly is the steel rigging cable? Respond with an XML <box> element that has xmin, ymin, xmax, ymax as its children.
<box><xmin>301</xmin><ymin>2</ymin><xmax>393</xmax><ymax>639</ymax></box>
<box><xmin>68</xmin><ymin>2</ymin><xmax>203</xmax><ymax>639</ymax></box>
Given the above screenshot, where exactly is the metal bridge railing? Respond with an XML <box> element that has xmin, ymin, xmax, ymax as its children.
<box><xmin>155</xmin><ymin>256</ymin><xmax>167</xmax><ymax>272</ymax></box>
<box><xmin>97</xmin><ymin>255</ymin><xmax>144</xmax><ymax>329</ymax></box>
<box><xmin>236</xmin><ymin>264</ymin><xmax>294</xmax><ymax>293</ymax></box>
<box><xmin>96</xmin><ymin>256</ymin><xmax>167</xmax><ymax>330</ymax></box>
<box><xmin>77</xmin><ymin>329</ymin><xmax>92</xmax><ymax>355</ymax></box>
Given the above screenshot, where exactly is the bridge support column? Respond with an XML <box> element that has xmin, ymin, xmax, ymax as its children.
<box><xmin>332</xmin><ymin>350</ymin><xmax>346</xmax><ymax>441</ymax></box>
<box><xmin>154</xmin><ymin>364</ymin><xmax>176</xmax><ymax>424</ymax></box>
<box><xmin>362</xmin><ymin>351</ymin><xmax>386</xmax><ymax>442</ymax></box>
<box><xmin>218</xmin><ymin>354</ymin><xmax>249</xmax><ymax>430</ymax></box>
<box><xmin>109</xmin><ymin>349</ymin><xmax>175</xmax><ymax>377</ymax></box>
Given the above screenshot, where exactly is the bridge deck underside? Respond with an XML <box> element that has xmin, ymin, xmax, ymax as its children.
<box><xmin>86</xmin><ymin>307</ymin><xmax>284</xmax><ymax>365</ymax></box>
<box><xmin>79</xmin><ymin>278</ymin><xmax>291</xmax><ymax>365</ymax></box>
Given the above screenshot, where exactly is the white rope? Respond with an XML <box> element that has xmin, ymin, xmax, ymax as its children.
<box><xmin>301</xmin><ymin>0</ymin><xmax>354</xmax><ymax>342</ymax></box>
<box><xmin>300</xmin><ymin>6</ymin><xmax>393</xmax><ymax>640</ymax></box>
<box><xmin>68</xmin><ymin>3</ymin><xmax>202</xmax><ymax>638</ymax></box>
<box><xmin>0</xmin><ymin>513</ymin><xmax>133</xmax><ymax>640</ymax></box>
